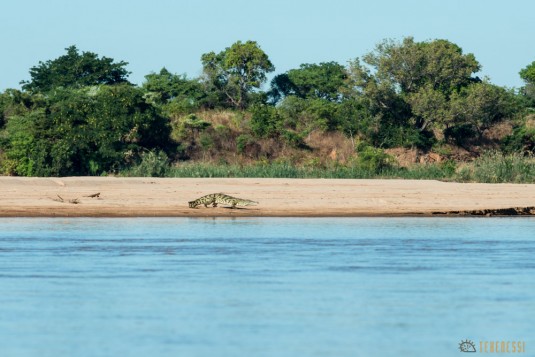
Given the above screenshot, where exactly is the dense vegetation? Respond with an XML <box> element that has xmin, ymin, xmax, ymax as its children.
<box><xmin>1</xmin><ymin>38</ymin><xmax>534</xmax><ymax>181</ymax></box>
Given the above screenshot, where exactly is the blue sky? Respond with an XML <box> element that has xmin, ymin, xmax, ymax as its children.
<box><xmin>1</xmin><ymin>0</ymin><xmax>533</xmax><ymax>91</ymax></box>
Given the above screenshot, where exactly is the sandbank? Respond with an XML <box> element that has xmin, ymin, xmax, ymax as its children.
<box><xmin>0</xmin><ymin>176</ymin><xmax>534</xmax><ymax>217</ymax></box>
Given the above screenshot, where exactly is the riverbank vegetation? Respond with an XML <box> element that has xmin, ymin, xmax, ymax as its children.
<box><xmin>1</xmin><ymin>38</ymin><xmax>534</xmax><ymax>182</ymax></box>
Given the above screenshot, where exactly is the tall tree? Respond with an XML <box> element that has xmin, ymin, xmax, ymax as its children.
<box><xmin>449</xmin><ymin>81</ymin><xmax>517</xmax><ymax>138</ymax></box>
<box><xmin>362</xmin><ymin>37</ymin><xmax>480</xmax><ymax>96</ymax></box>
<box><xmin>270</xmin><ymin>62</ymin><xmax>347</xmax><ymax>102</ymax></box>
<box><xmin>520</xmin><ymin>61</ymin><xmax>535</xmax><ymax>84</ymax></box>
<box><xmin>142</xmin><ymin>67</ymin><xmax>205</xmax><ymax>108</ymax></box>
<box><xmin>348</xmin><ymin>37</ymin><xmax>482</xmax><ymax>133</ymax></box>
<box><xmin>520</xmin><ymin>61</ymin><xmax>535</xmax><ymax>105</ymax></box>
<box><xmin>201</xmin><ymin>40</ymin><xmax>274</xmax><ymax>109</ymax></box>
<box><xmin>21</xmin><ymin>45</ymin><xmax>130</xmax><ymax>92</ymax></box>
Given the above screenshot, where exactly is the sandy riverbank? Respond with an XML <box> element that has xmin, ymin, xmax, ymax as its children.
<box><xmin>0</xmin><ymin>176</ymin><xmax>534</xmax><ymax>217</ymax></box>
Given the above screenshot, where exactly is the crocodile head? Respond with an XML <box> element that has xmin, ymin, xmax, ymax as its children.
<box><xmin>188</xmin><ymin>201</ymin><xmax>198</xmax><ymax>208</ymax></box>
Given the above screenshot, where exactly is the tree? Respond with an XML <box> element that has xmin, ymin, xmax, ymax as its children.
<box><xmin>519</xmin><ymin>61</ymin><xmax>535</xmax><ymax>106</ymax></box>
<box><xmin>269</xmin><ymin>62</ymin><xmax>347</xmax><ymax>102</ymax></box>
<box><xmin>201</xmin><ymin>40</ymin><xmax>274</xmax><ymax>109</ymax></box>
<box><xmin>520</xmin><ymin>61</ymin><xmax>535</xmax><ymax>84</ymax></box>
<box><xmin>250</xmin><ymin>105</ymin><xmax>282</xmax><ymax>138</ymax></box>
<box><xmin>347</xmin><ymin>37</ymin><xmax>483</xmax><ymax>145</ymax></box>
<box><xmin>2</xmin><ymin>85</ymin><xmax>171</xmax><ymax>176</ymax></box>
<box><xmin>21</xmin><ymin>45</ymin><xmax>130</xmax><ymax>92</ymax></box>
<box><xmin>362</xmin><ymin>37</ymin><xmax>480</xmax><ymax>95</ymax></box>
<box><xmin>142</xmin><ymin>68</ymin><xmax>206</xmax><ymax>113</ymax></box>
<box><xmin>406</xmin><ymin>84</ymin><xmax>451</xmax><ymax>131</ymax></box>
<box><xmin>346</xmin><ymin>57</ymin><xmax>411</xmax><ymax>126</ymax></box>
<box><xmin>449</xmin><ymin>81</ymin><xmax>517</xmax><ymax>138</ymax></box>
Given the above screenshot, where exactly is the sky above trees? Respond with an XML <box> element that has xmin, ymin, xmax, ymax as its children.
<box><xmin>1</xmin><ymin>0</ymin><xmax>533</xmax><ymax>91</ymax></box>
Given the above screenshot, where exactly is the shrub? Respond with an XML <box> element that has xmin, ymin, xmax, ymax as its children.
<box><xmin>1</xmin><ymin>85</ymin><xmax>172</xmax><ymax>176</ymax></box>
<box><xmin>501</xmin><ymin>124</ymin><xmax>535</xmax><ymax>154</ymax></box>
<box><xmin>356</xmin><ymin>146</ymin><xmax>395</xmax><ymax>173</ymax></box>
<box><xmin>250</xmin><ymin>105</ymin><xmax>281</xmax><ymax>138</ymax></box>
<box><xmin>173</xmin><ymin>114</ymin><xmax>211</xmax><ymax>142</ymax></box>
<box><xmin>127</xmin><ymin>150</ymin><xmax>170</xmax><ymax>177</ymax></box>
<box><xmin>469</xmin><ymin>151</ymin><xmax>535</xmax><ymax>183</ymax></box>
<box><xmin>236</xmin><ymin>134</ymin><xmax>255</xmax><ymax>154</ymax></box>
<box><xmin>444</xmin><ymin>123</ymin><xmax>477</xmax><ymax>147</ymax></box>
<box><xmin>281</xmin><ymin>130</ymin><xmax>308</xmax><ymax>149</ymax></box>
<box><xmin>371</xmin><ymin>124</ymin><xmax>435</xmax><ymax>149</ymax></box>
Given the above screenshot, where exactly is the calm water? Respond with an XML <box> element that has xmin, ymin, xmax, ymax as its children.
<box><xmin>0</xmin><ymin>217</ymin><xmax>534</xmax><ymax>356</ymax></box>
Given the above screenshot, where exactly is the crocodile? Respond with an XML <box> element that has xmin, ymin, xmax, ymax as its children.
<box><xmin>188</xmin><ymin>193</ymin><xmax>259</xmax><ymax>209</ymax></box>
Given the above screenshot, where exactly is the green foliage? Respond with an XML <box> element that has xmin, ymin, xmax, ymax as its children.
<box><xmin>158</xmin><ymin>153</ymin><xmax>535</xmax><ymax>183</ymax></box>
<box><xmin>173</xmin><ymin>114</ymin><xmax>211</xmax><ymax>142</ymax></box>
<box><xmin>406</xmin><ymin>84</ymin><xmax>451</xmax><ymax>131</ymax></box>
<box><xmin>333</xmin><ymin>98</ymin><xmax>375</xmax><ymax>137</ymax></box>
<box><xmin>520</xmin><ymin>61</ymin><xmax>535</xmax><ymax>84</ymax></box>
<box><xmin>371</xmin><ymin>123</ymin><xmax>435</xmax><ymax>149</ymax></box>
<box><xmin>520</xmin><ymin>61</ymin><xmax>535</xmax><ymax>107</ymax></box>
<box><xmin>250</xmin><ymin>105</ymin><xmax>281</xmax><ymax>138</ymax></box>
<box><xmin>444</xmin><ymin>123</ymin><xmax>477</xmax><ymax>147</ymax></box>
<box><xmin>2</xmin><ymin>85</ymin><xmax>171</xmax><ymax>176</ymax></box>
<box><xmin>362</xmin><ymin>37</ymin><xmax>480</xmax><ymax>95</ymax></box>
<box><xmin>449</xmin><ymin>81</ymin><xmax>518</xmax><ymax>136</ymax></box>
<box><xmin>236</xmin><ymin>134</ymin><xmax>255</xmax><ymax>154</ymax></box>
<box><xmin>251</xmin><ymin>99</ymin><xmax>347</xmax><ymax>144</ymax></box>
<box><xmin>142</xmin><ymin>68</ymin><xmax>206</xmax><ymax>113</ymax></box>
<box><xmin>270</xmin><ymin>62</ymin><xmax>347</xmax><ymax>102</ymax></box>
<box><xmin>126</xmin><ymin>150</ymin><xmax>170</xmax><ymax>177</ymax></box>
<box><xmin>276</xmin><ymin>97</ymin><xmax>331</xmax><ymax>133</ymax></box>
<box><xmin>1</xmin><ymin>38</ymin><xmax>532</xmax><ymax>179</ymax></box>
<box><xmin>356</xmin><ymin>146</ymin><xmax>394</xmax><ymax>173</ymax></box>
<box><xmin>302</xmin><ymin>98</ymin><xmax>338</xmax><ymax>131</ymax></box>
<box><xmin>1</xmin><ymin>111</ymin><xmax>45</xmax><ymax>175</ymax></box>
<box><xmin>21</xmin><ymin>46</ymin><xmax>130</xmax><ymax>92</ymax></box>
<box><xmin>501</xmin><ymin>119</ymin><xmax>535</xmax><ymax>154</ymax></box>
<box><xmin>201</xmin><ymin>40</ymin><xmax>274</xmax><ymax>109</ymax></box>
<box><xmin>0</xmin><ymin>89</ymin><xmax>46</xmax><ymax>128</ymax></box>
<box><xmin>348</xmin><ymin>37</ymin><xmax>486</xmax><ymax>140</ymax></box>
<box><xmin>467</xmin><ymin>151</ymin><xmax>535</xmax><ymax>183</ymax></box>
<box><xmin>281</xmin><ymin>129</ymin><xmax>308</xmax><ymax>149</ymax></box>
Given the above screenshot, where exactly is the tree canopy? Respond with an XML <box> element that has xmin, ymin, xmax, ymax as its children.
<box><xmin>2</xmin><ymin>85</ymin><xmax>171</xmax><ymax>176</ymax></box>
<box><xmin>201</xmin><ymin>40</ymin><xmax>274</xmax><ymax>109</ymax></box>
<box><xmin>520</xmin><ymin>61</ymin><xmax>535</xmax><ymax>85</ymax></box>
<box><xmin>270</xmin><ymin>62</ymin><xmax>347</xmax><ymax>103</ymax></box>
<box><xmin>142</xmin><ymin>67</ymin><xmax>206</xmax><ymax>113</ymax></box>
<box><xmin>0</xmin><ymin>38</ymin><xmax>532</xmax><ymax>177</ymax></box>
<box><xmin>21</xmin><ymin>45</ymin><xmax>130</xmax><ymax>92</ymax></box>
<box><xmin>361</xmin><ymin>37</ymin><xmax>481</xmax><ymax>95</ymax></box>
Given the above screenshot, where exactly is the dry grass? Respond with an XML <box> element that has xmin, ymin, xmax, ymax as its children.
<box><xmin>525</xmin><ymin>114</ymin><xmax>535</xmax><ymax>129</ymax></box>
<box><xmin>304</xmin><ymin>131</ymin><xmax>355</xmax><ymax>164</ymax></box>
<box><xmin>483</xmin><ymin>121</ymin><xmax>513</xmax><ymax>141</ymax></box>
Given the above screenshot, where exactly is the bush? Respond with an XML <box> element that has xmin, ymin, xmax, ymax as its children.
<box><xmin>356</xmin><ymin>146</ymin><xmax>395</xmax><ymax>173</ymax></box>
<box><xmin>501</xmin><ymin>124</ymin><xmax>535</xmax><ymax>154</ymax></box>
<box><xmin>173</xmin><ymin>114</ymin><xmax>211</xmax><ymax>142</ymax></box>
<box><xmin>371</xmin><ymin>124</ymin><xmax>435</xmax><ymax>149</ymax></box>
<box><xmin>236</xmin><ymin>134</ymin><xmax>256</xmax><ymax>154</ymax></box>
<box><xmin>468</xmin><ymin>151</ymin><xmax>535</xmax><ymax>183</ymax></box>
<box><xmin>127</xmin><ymin>150</ymin><xmax>170</xmax><ymax>177</ymax></box>
<box><xmin>1</xmin><ymin>85</ymin><xmax>172</xmax><ymax>176</ymax></box>
<box><xmin>281</xmin><ymin>129</ymin><xmax>308</xmax><ymax>149</ymax></box>
<box><xmin>444</xmin><ymin>123</ymin><xmax>477</xmax><ymax>147</ymax></box>
<box><xmin>250</xmin><ymin>105</ymin><xmax>281</xmax><ymax>138</ymax></box>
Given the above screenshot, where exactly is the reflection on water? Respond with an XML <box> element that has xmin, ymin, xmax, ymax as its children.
<box><xmin>0</xmin><ymin>217</ymin><xmax>534</xmax><ymax>357</ymax></box>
